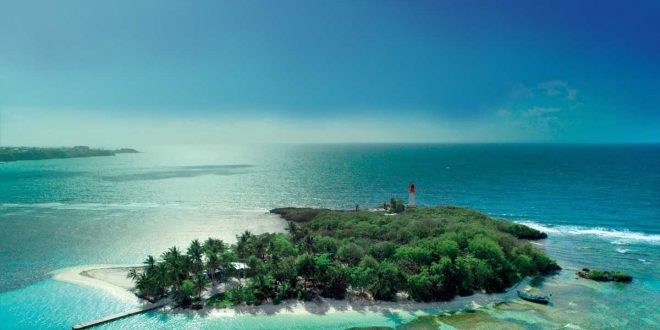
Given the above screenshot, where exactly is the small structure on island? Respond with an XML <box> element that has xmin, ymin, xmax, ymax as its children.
<box><xmin>408</xmin><ymin>183</ymin><xmax>416</xmax><ymax>207</ymax></box>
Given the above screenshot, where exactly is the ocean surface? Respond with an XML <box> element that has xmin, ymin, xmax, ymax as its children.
<box><xmin>1</xmin><ymin>144</ymin><xmax>659</xmax><ymax>329</ymax></box>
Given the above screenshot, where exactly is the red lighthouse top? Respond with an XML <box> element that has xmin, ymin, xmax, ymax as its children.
<box><xmin>408</xmin><ymin>183</ymin><xmax>415</xmax><ymax>193</ymax></box>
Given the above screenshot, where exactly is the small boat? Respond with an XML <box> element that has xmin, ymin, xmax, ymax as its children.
<box><xmin>517</xmin><ymin>290</ymin><xmax>550</xmax><ymax>304</ymax></box>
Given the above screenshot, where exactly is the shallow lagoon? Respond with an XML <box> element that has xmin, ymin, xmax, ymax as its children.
<box><xmin>1</xmin><ymin>144</ymin><xmax>658</xmax><ymax>329</ymax></box>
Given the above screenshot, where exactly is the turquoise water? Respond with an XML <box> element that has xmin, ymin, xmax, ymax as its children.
<box><xmin>1</xmin><ymin>144</ymin><xmax>659</xmax><ymax>329</ymax></box>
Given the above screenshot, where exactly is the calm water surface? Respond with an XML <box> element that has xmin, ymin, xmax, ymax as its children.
<box><xmin>1</xmin><ymin>144</ymin><xmax>659</xmax><ymax>329</ymax></box>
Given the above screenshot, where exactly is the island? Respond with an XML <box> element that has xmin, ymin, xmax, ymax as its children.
<box><xmin>0</xmin><ymin>146</ymin><xmax>139</xmax><ymax>162</ymax></box>
<box><xmin>127</xmin><ymin>205</ymin><xmax>560</xmax><ymax>308</ymax></box>
<box><xmin>577</xmin><ymin>268</ymin><xmax>633</xmax><ymax>282</ymax></box>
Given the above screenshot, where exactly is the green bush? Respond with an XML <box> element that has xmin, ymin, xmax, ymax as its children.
<box><xmin>130</xmin><ymin>206</ymin><xmax>562</xmax><ymax>308</ymax></box>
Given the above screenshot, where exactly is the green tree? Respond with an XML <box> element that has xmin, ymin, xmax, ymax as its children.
<box><xmin>270</xmin><ymin>233</ymin><xmax>298</xmax><ymax>257</ymax></box>
<box><xmin>337</xmin><ymin>243</ymin><xmax>365</xmax><ymax>266</ymax></box>
<box><xmin>394</xmin><ymin>246</ymin><xmax>433</xmax><ymax>266</ymax></box>
<box><xmin>173</xmin><ymin>279</ymin><xmax>195</xmax><ymax>307</ymax></box>
<box><xmin>350</xmin><ymin>266</ymin><xmax>374</xmax><ymax>296</ymax></box>
<box><xmin>313</xmin><ymin>236</ymin><xmax>339</xmax><ymax>254</ymax></box>
<box><xmin>249</xmin><ymin>274</ymin><xmax>276</xmax><ymax>303</ymax></box>
<box><xmin>454</xmin><ymin>256</ymin><xmax>475</xmax><ymax>296</ymax></box>
<box><xmin>286</xmin><ymin>222</ymin><xmax>303</xmax><ymax>243</ymax></box>
<box><xmin>407</xmin><ymin>270</ymin><xmax>435</xmax><ymax>302</ymax></box>
<box><xmin>319</xmin><ymin>265</ymin><xmax>349</xmax><ymax>299</ymax></box>
<box><xmin>192</xmin><ymin>273</ymin><xmax>209</xmax><ymax>299</ymax></box>
<box><xmin>369</xmin><ymin>241</ymin><xmax>397</xmax><ymax>260</ymax></box>
<box><xmin>430</xmin><ymin>257</ymin><xmax>457</xmax><ymax>300</ymax></box>
<box><xmin>187</xmin><ymin>239</ymin><xmax>204</xmax><ymax>273</ymax></box>
<box><xmin>370</xmin><ymin>262</ymin><xmax>404</xmax><ymax>301</ymax></box>
<box><xmin>236</xmin><ymin>230</ymin><xmax>254</xmax><ymax>259</ymax></box>
<box><xmin>513</xmin><ymin>254</ymin><xmax>534</xmax><ymax>277</ymax></box>
<box><xmin>272</xmin><ymin>256</ymin><xmax>298</xmax><ymax>287</ymax></box>
<box><xmin>295</xmin><ymin>254</ymin><xmax>316</xmax><ymax>289</ymax></box>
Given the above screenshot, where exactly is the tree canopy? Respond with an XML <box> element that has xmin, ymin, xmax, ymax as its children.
<box><xmin>130</xmin><ymin>206</ymin><xmax>559</xmax><ymax>307</ymax></box>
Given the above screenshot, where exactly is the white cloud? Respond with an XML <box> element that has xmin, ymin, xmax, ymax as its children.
<box><xmin>522</xmin><ymin>107</ymin><xmax>561</xmax><ymax>117</ymax></box>
<box><xmin>567</xmin><ymin>88</ymin><xmax>578</xmax><ymax>100</ymax></box>
<box><xmin>537</xmin><ymin>80</ymin><xmax>578</xmax><ymax>100</ymax></box>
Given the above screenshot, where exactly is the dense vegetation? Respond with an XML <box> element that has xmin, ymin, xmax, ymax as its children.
<box><xmin>129</xmin><ymin>206</ymin><xmax>559</xmax><ymax>307</ymax></box>
<box><xmin>577</xmin><ymin>268</ymin><xmax>632</xmax><ymax>282</ymax></box>
<box><xmin>0</xmin><ymin>146</ymin><xmax>138</xmax><ymax>162</ymax></box>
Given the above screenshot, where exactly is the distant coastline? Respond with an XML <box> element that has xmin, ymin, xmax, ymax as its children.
<box><xmin>0</xmin><ymin>146</ymin><xmax>138</xmax><ymax>162</ymax></box>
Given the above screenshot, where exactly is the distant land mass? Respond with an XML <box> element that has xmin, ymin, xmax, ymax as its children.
<box><xmin>0</xmin><ymin>146</ymin><xmax>139</xmax><ymax>162</ymax></box>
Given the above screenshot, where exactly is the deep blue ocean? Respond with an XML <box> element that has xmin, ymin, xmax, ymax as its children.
<box><xmin>1</xmin><ymin>144</ymin><xmax>659</xmax><ymax>329</ymax></box>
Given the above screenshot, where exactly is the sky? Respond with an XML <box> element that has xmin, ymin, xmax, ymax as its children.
<box><xmin>1</xmin><ymin>0</ymin><xmax>659</xmax><ymax>146</ymax></box>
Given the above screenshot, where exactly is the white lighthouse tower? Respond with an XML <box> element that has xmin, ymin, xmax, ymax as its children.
<box><xmin>408</xmin><ymin>183</ymin><xmax>416</xmax><ymax>207</ymax></box>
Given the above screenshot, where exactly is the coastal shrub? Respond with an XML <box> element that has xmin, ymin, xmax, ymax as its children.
<box><xmin>270</xmin><ymin>207</ymin><xmax>329</xmax><ymax>222</ymax></box>
<box><xmin>270</xmin><ymin>234</ymin><xmax>298</xmax><ymax>257</ymax></box>
<box><xmin>295</xmin><ymin>254</ymin><xmax>317</xmax><ymax>288</ymax></box>
<box><xmin>206</xmin><ymin>293</ymin><xmax>233</xmax><ymax>308</ymax></box>
<box><xmin>248</xmin><ymin>274</ymin><xmax>276</xmax><ymax>303</ymax></box>
<box><xmin>429</xmin><ymin>257</ymin><xmax>457</xmax><ymax>300</ymax></box>
<box><xmin>358</xmin><ymin>255</ymin><xmax>379</xmax><ymax>269</ymax></box>
<box><xmin>468</xmin><ymin>236</ymin><xmax>506</xmax><ymax>266</ymax></box>
<box><xmin>394</xmin><ymin>246</ymin><xmax>433</xmax><ymax>267</ymax></box>
<box><xmin>388</xmin><ymin>198</ymin><xmax>406</xmax><ymax>213</ymax></box>
<box><xmin>577</xmin><ymin>268</ymin><xmax>632</xmax><ymax>282</ymax></box>
<box><xmin>272</xmin><ymin>256</ymin><xmax>298</xmax><ymax>286</ymax></box>
<box><xmin>454</xmin><ymin>256</ymin><xmax>475</xmax><ymax>296</ymax></box>
<box><xmin>611</xmin><ymin>271</ymin><xmax>633</xmax><ymax>282</ymax></box>
<box><xmin>313</xmin><ymin>236</ymin><xmax>339</xmax><ymax>254</ymax></box>
<box><xmin>494</xmin><ymin>220</ymin><xmax>547</xmax><ymax>239</ymax></box>
<box><xmin>416</xmin><ymin>238</ymin><xmax>459</xmax><ymax>260</ymax></box>
<box><xmin>337</xmin><ymin>243</ymin><xmax>365</xmax><ymax>266</ymax></box>
<box><xmin>173</xmin><ymin>280</ymin><xmax>195</xmax><ymax>307</ymax></box>
<box><xmin>370</xmin><ymin>262</ymin><xmax>405</xmax><ymax>301</ymax></box>
<box><xmin>369</xmin><ymin>241</ymin><xmax>397</xmax><ymax>260</ymax></box>
<box><xmin>407</xmin><ymin>270</ymin><xmax>435</xmax><ymax>302</ymax></box>
<box><xmin>318</xmin><ymin>265</ymin><xmax>349</xmax><ymax>299</ymax></box>
<box><xmin>350</xmin><ymin>266</ymin><xmax>375</xmax><ymax>295</ymax></box>
<box><xmin>129</xmin><ymin>206</ymin><xmax>559</xmax><ymax>308</ymax></box>
<box><xmin>513</xmin><ymin>254</ymin><xmax>535</xmax><ymax>277</ymax></box>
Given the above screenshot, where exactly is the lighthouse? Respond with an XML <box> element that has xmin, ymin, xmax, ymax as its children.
<box><xmin>408</xmin><ymin>183</ymin><xmax>416</xmax><ymax>207</ymax></box>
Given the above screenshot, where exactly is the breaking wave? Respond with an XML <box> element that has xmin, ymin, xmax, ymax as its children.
<box><xmin>516</xmin><ymin>221</ymin><xmax>660</xmax><ymax>245</ymax></box>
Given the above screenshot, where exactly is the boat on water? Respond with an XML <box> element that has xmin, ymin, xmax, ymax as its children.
<box><xmin>517</xmin><ymin>290</ymin><xmax>550</xmax><ymax>304</ymax></box>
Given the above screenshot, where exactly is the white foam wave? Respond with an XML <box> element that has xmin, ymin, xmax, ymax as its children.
<box><xmin>616</xmin><ymin>248</ymin><xmax>630</xmax><ymax>254</ymax></box>
<box><xmin>516</xmin><ymin>221</ymin><xmax>660</xmax><ymax>245</ymax></box>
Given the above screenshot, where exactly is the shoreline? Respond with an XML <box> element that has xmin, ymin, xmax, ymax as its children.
<box><xmin>50</xmin><ymin>265</ymin><xmax>143</xmax><ymax>305</ymax></box>
<box><xmin>51</xmin><ymin>264</ymin><xmax>532</xmax><ymax>318</ymax></box>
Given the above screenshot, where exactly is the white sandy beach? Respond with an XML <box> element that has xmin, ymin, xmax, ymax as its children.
<box><xmin>50</xmin><ymin>264</ymin><xmax>531</xmax><ymax>319</ymax></box>
<box><xmin>50</xmin><ymin>265</ymin><xmax>143</xmax><ymax>305</ymax></box>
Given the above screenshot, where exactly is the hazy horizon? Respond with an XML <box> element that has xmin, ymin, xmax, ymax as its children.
<box><xmin>1</xmin><ymin>1</ymin><xmax>659</xmax><ymax>146</ymax></box>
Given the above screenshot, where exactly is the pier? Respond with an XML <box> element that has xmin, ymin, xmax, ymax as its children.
<box><xmin>72</xmin><ymin>299</ymin><xmax>170</xmax><ymax>329</ymax></box>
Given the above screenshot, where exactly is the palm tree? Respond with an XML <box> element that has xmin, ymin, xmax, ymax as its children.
<box><xmin>162</xmin><ymin>246</ymin><xmax>189</xmax><ymax>286</ymax></box>
<box><xmin>287</xmin><ymin>222</ymin><xmax>300</xmax><ymax>242</ymax></box>
<box><xmin>301</xmin><ymin>235</ymin><xmax>315</xmax><ymax>253</ymax></box>
<box><xmin>192</xmin><ymin>273</ymin><xmax>210</xmax><ymax>300</ymax></box>
<box><xmin>127</xmin><ymin>268</ymin><xmax>140</xmax><ymax>281</ymax></box>
<box><xmin>238</xmin><ymin>230</ymin><xmax>252</xmax><ymax>245</ymax></box>
<box><xmin>143</xmin><ymin>255</ymin><xmax>156</xmax><ymax>274</ymax></box>
<box><xmin>236</xmin><ymin>230</ymin><xmax>253</xmax><ymax>259</ymax></box>
<box><xmin>205</xmin><ymin>252</ymin><xmax>220</xmax><ymax>280</ymax></box>
<box><xmin>187</xmin><ymin>239</ymin><xmax>204</xmax><ymax>273</ymax></box>
<box><xmin>203</xmin><ymin>238</ymin><xmax>226</xmax><ymax>255</ymax></box>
